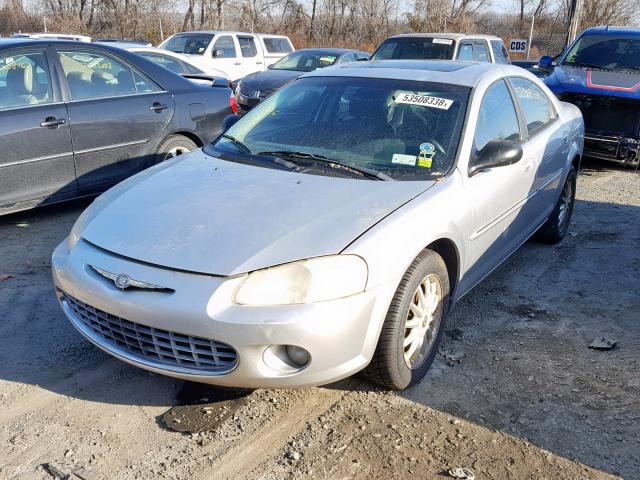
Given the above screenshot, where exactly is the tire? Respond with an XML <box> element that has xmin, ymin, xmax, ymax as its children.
<box><xmin>156</xmin><ymin>135</ymin><xmax>198</xmax><ymax>162</ymax></box>
<box><xmin>535</xmin><ymin>165</ymin><xmax>577</xmax><ymax>244</ymax></box>
<box><xmin>365</xmin><ymin>249</ymin><xmax>450</xmax><ymax>390</ymax></box>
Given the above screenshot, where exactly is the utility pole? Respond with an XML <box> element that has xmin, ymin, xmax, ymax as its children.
<box><xmin>565</xmin><ymin>0</ymin><xmax>583</xmax><ymax>48</ymax></box>
<box><xmin>526</xmin><ymin>13</ymin><xmax>535</xmax><ymax>59</ymax></box>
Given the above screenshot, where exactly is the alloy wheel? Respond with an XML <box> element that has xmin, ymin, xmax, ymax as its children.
<box><xmin>403</xmin><ymin>274</ymin><xmax>442</xmax><ymax>369</ymax></box>
<box><xmin>164</xmin><ymin>146</ymin><xmax>191</xmax><ymax>161</ymax></box>
<box><xmin>558</xmin><ymin>175</ymin><xmax>574</xmax><ymax>230</ymax></box>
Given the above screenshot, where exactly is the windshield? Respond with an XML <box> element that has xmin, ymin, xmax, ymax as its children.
<box><xmin>271</xmin><ymin>51</ymin><xmax>340</xmax><ymax>72</ymax></box>
<box><xmin>562</xmin><ymin>34</ymin><xmax>640</xmax><ymax>72</ymax></box>
<box><xmin>372</xmin><ymin>37</ymin><xmax>455</xmax><ymax>60</ymax></box>
<box><xmin>161</xmin><ymin>33</ymin><xmax>214</xmax><ymax>55</ymax></box>
<box><xmin>205</xmin><ymin>76</ymin><xmax>469</xmax><ymax>180</ymax></box>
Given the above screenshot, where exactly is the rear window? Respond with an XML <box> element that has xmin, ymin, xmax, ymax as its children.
<box><xmin>372</xmin><ymin>37</ymin><xmax>455</xmax><ymax>60</ymax></box>
<box><xmin>161</xmin><ymin>33</ymin><xmax>214</xmax><ymax>55</ymax></box>
<box><xmin>263</xmin><ymin>37</ymin><xmax>293</xmax><ymax>54</ymax></box>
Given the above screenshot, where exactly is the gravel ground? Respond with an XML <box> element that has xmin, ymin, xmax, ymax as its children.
<box><xmin>0</xmin><ymin>159</ymin><xmax>638</xmax><ymax>480</ymax></box>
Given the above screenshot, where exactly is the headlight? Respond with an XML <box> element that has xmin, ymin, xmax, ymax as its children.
<box><xmin>233</xmin><ymin>255</ymin><xmax>368</xmax><ymax>306</ymax></box>
<box><xmin>67</xmin><ymin>206</ymin><xmax>91</xmax><ymax>251</ymax></box>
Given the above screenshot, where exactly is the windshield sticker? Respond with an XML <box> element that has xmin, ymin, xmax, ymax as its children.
<box><xmin>392</xmin><ymin>154</ymin><xmax>417</xmax><ymax>166</ymax></box>
<box><xmin>417</xmin><ymin>143</ymin><xmax>435</xmax><ymax>168</ymax></box>
<box><xmin>394</xmin><ymin>93</ymin><xmax>453</xmax><ymax>110</ymax></box>
<box><xmin>319</xmin><ymin>55</ymin><xmax>337</xmax><ymax>65</ymax></box>
<box><xmin>432</xmin><ymin>38</ymin><xmax>453</xmax><ymax>45</ymax></box>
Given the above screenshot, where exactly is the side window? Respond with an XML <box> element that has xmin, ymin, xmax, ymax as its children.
<box><xmin>339</xmin><ymin>54</ymin><xmax>356</xmax><ymax>64</ymax></box>
<box><xmin>212</xmin><ymin>36</ymin><xmax>236</xmax><ymax>58</ymax></box>
<box><xmin>58</xmin><ymin>49</ymin><xmax>160</xmax><ymax>100</ymax></box>
<box><xmin>474</xmin><ymin>80</ymin><xmax>521</xmax><ymax>151</ymax></box>
<box><xmin>474</xmin><ymin>41</ymin><xmax>490</xmax><ymax>62</ymax></box>
<box><xmin>457</xmin><ymin>42</ymin><xmax>474</xmax><ymax>61</ymax></box>
<box><xmin>491</xmin><ymin>40</ymin><xmax>510</xmax><ymax>64</ymax></box>
<box><xmin>0</xmin><ymin>49</ymin><xmax>53</xmax><ymax>110</ymax></box>
<box><xmin>262</xmin><ymin>37</ymin><xmax>294</xmax><ymax>54</ymax></box>
<box><xmin>510</xmin><ymin>77</ymin><xmax>555</xmax><ymax>136</ymax></box>
<box><xmin>238</xmin><ymin>37</ymin><xmax>258</xmax><ymax>57</ymax></box>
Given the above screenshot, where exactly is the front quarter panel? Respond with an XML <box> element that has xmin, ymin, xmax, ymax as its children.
<box><xmin>344</xmin><ymin>173</ymin><xmax>468</xmax><ymax>296</ymax></box>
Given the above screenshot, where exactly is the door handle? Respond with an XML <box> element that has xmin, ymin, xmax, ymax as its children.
<box><xmin>149</xmin><ymin>102</ymin><xmax>168</xmax><ymax>112</ymax></box>
<box><xmin>234</xmin><ymin>62</ymin><xmax>241</xmax><ymax>65</ymax></box>
<box><xmin>40</xmin><ymin>117</ymin><xmax>66</xmax><ymax>128</ymax></box>
<box><xmin>256</xmin><ymin>61</ymin><xmax>263</xmax><ymax>65</ymax></box>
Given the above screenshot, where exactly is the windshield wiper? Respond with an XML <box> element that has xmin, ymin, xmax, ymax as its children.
<box><xmin>258</xmin><ymin>150</ymin><xmax>393</xmax><ymax>181</ymax></box>
<box><xmin>221</xmin><ymin>134</ymin><xmax>251</xmax><ymax>154</ymax></box>
<box><xmin>563</xmin><ymin>61</ymin><xmax>612</xmax><ymax>71</ymax></box>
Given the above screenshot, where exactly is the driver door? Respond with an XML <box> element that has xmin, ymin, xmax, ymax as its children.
<box><xmin>459</xmin><ymin>79</ymin><xmax>535</xmax><ymax>293</ymax></box>
<box><xmin>211</xmin><ymin>35</ymin><xmax>242</xmax><ymax>81</ymax></box>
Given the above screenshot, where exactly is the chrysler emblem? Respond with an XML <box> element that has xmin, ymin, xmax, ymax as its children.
<box><xmin>90</xmin><ymin>265</ymin><xmax>174</xmax><ymax>293</ymax></box>
<box><xmin>114</xmin><ymin>274</ymin><xmax>131</xmax><ymax>290</ymax></box>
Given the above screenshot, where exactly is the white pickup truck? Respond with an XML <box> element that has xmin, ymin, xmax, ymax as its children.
<box><xmin>159</xmin><ymin>31</ymin><xmax>294</xmax><ymax>81</ymax></box>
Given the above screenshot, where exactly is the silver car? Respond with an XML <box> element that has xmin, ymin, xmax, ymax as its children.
<box><xmin>52</xmin><ymin>60</ymin><xmax>584</xmax><ymax>390</ymax></box>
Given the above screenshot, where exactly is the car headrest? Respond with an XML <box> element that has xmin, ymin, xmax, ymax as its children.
<box><xmin>91</xmin><ymin>70</ymin><xmax>112</xmax><ymax>85</ymax></box>
<box><xmin>66</xmin><ymin>71</ymin><xmax>85</xmax><ymax>83</ymax></box>
<box><xmin>7</xmin><ymin>64</ymin><xmax>34</xmax><ymax>93</ymax></box>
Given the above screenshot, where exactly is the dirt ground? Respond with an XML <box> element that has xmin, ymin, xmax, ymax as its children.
<box><xmin>0</xmin><ymin>160</ymin><xmax>638</xmax><ymax>480</ymax></box>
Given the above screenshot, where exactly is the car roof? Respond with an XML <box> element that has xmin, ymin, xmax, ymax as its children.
<box><xmin>303</xmin><ymin>60</ymin><xmax>522</xmax><ymax>87</ymax></box>
<box><xmin>0</xmin><ymin>38</ymin><xmax>91</xmax><ymax>47</ymax></box>
<box><xmin>294</xmin><ymin>47</ymin><xmax>368</xmax><ymax>56</ymax></box>
<box><xmin>384</xmin><ymin>32</ymin><xmax>502</xmax><ymax>41</ymax></box>
<box><xmin>580</xmin><ymin>25</ymin><xmax>640</xmax><ymax>36</ymax></box>
<box><xmin>173</xmin><ymin>30</ymin><xmax>290</xmax><ymax>38</ymax></box>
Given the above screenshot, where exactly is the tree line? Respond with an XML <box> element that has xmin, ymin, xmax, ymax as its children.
<box><xmin>1</xmin><ymin>0</ymin><xmax>637</xmax><ymax>55</ymax></box>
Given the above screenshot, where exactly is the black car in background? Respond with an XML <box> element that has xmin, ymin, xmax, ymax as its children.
<box><xmin>235</xmin><ymin>48</ymin><xmax>370</xmax><ymax>114</ymax></box>
<box><xmin>0</xmin><ymin>39</ymin><xmax>232</xmax><ymax>215</ymax></box>
<box><xmin>512</xmin><ymin>60</ymin><xmax>549</xmax><ymax>78</ymax></box>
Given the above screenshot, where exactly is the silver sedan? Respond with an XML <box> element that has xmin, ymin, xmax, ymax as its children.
<box><xmin>52</xmin><ymin>60</ymin><xmax>584</xmax><ymax>390</ymax></box>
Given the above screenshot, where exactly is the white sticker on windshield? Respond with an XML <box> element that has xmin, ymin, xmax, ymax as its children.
<box><xmin>394</xmin><ymin>93</ymin><xmax>453</xmax><ymax>110</ymax></box>
<box><xmin>392</xmin><ymin>154</ymin><xmax>417</xmax><ymax>166</ymax></box>
<box><xmin>432</xmin><ymin>38</ymin><xmax>453</xmax><ymax>45</ymax></box>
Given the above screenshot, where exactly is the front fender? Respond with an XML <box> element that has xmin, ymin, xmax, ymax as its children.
<box><xmin>343</xmin><ymin>174</ymin><xmax>467</xmax><ymax>294</ymax></box>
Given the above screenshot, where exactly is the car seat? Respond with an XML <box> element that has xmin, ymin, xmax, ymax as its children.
<box><xmin>6</xmin><ymin>65</ymin><xmax>38</xmax><ymax>106</ymax></box>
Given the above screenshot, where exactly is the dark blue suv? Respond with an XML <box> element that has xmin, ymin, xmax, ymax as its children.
<box><xmin>541</xmin><ymin>26</ymin><xmax>640</xmax><ymax>165</ymax></box>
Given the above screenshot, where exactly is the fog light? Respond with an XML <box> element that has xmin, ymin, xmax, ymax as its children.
<box><xmin>286</xmin><ymin>345</ymin><xmax>311</xmax><ymax>367</ymax></box>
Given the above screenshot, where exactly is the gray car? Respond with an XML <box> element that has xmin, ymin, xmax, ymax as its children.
<box><xmin>0</xmin><ymin>39</ymin><xmax>232</xmax><ymax>215</ymax></box>
<box><xmin>52</xmin><ymin>60</ymin><xmax>584</xmax><ymax>390</ymax></box>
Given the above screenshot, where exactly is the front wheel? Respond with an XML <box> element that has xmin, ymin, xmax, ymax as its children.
<box><xmin>535</xmin><ymin>165</ymin><xmax>577</xmax><ymax>244</ymax></box>
<box><xmin>365</xmin><ymin>249</ymin><xmax>450</xmax><ymax>390</ymax></box>
<box><xmin>156</xmin><ymin>135</ymin><xmax>198</xmax><ymax>163</ymax></box>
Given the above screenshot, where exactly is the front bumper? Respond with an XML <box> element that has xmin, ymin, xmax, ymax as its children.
<box><xmin>235</xmin><ymin>93</ymin><xmax>261</xmax><ymax>115</ymax></box>
<box><xmin>583</xmin><ymin>133</ymin><xmax>639</xmax><ymax>164</ymax></box>
<box><xmin>52</xmin><ymin>239</ymin><xmax>396</xmax><ymax>388</ymax></box>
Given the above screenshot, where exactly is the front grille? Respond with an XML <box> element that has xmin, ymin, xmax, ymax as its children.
<box><xmin>64</xmin><ymin>294</ymin><xmax>237</xmax><ymax>374</ymax></box>
<box><xmin>239</xmin><ymin>82</ymin><xmax>254</xmax><ymax>96</ymax></box>
<box><xmin>561</xmin><ymin>93</ymin><xmax>640</xmax><ymax>137</ymax></box>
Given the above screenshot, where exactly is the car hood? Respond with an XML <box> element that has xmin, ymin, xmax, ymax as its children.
<box><xmin>241</xmin><ymin>69</ymin><xmax>301</xmax><ymax>92</ymax></box>
<box><xmin>81</xmin><ymin>151</ymin><xmax>434</xmax><ymax>276</ymax></box>
<box><xmin>545</xmin><ymin>66</ymin><xmax>640</xmax><ymax>99</ymax></box>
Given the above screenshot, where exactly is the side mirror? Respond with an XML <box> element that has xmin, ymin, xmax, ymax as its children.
<box><xmin>538</xmin><ymin>55</ymin><xmax>553</xmax><ymax>71</ymax></box>
<box><xmin>267</xmin><ymin>63</ymin><xmax>274</xmax><ymax>70</ymax></box>
<box><xmin>468</xmin><ymin>139</ymin><xmax>523</xmax><ymax>176</ymax></box>
<box><xmin>222</xmin><ymin>114</ymin><xmax>240</xmax><ymax>131</ymax></box>
<box><xmin>213</xmin><ymin>49</ymin><xmax>225</xmax><ymax>58</ymax></box>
